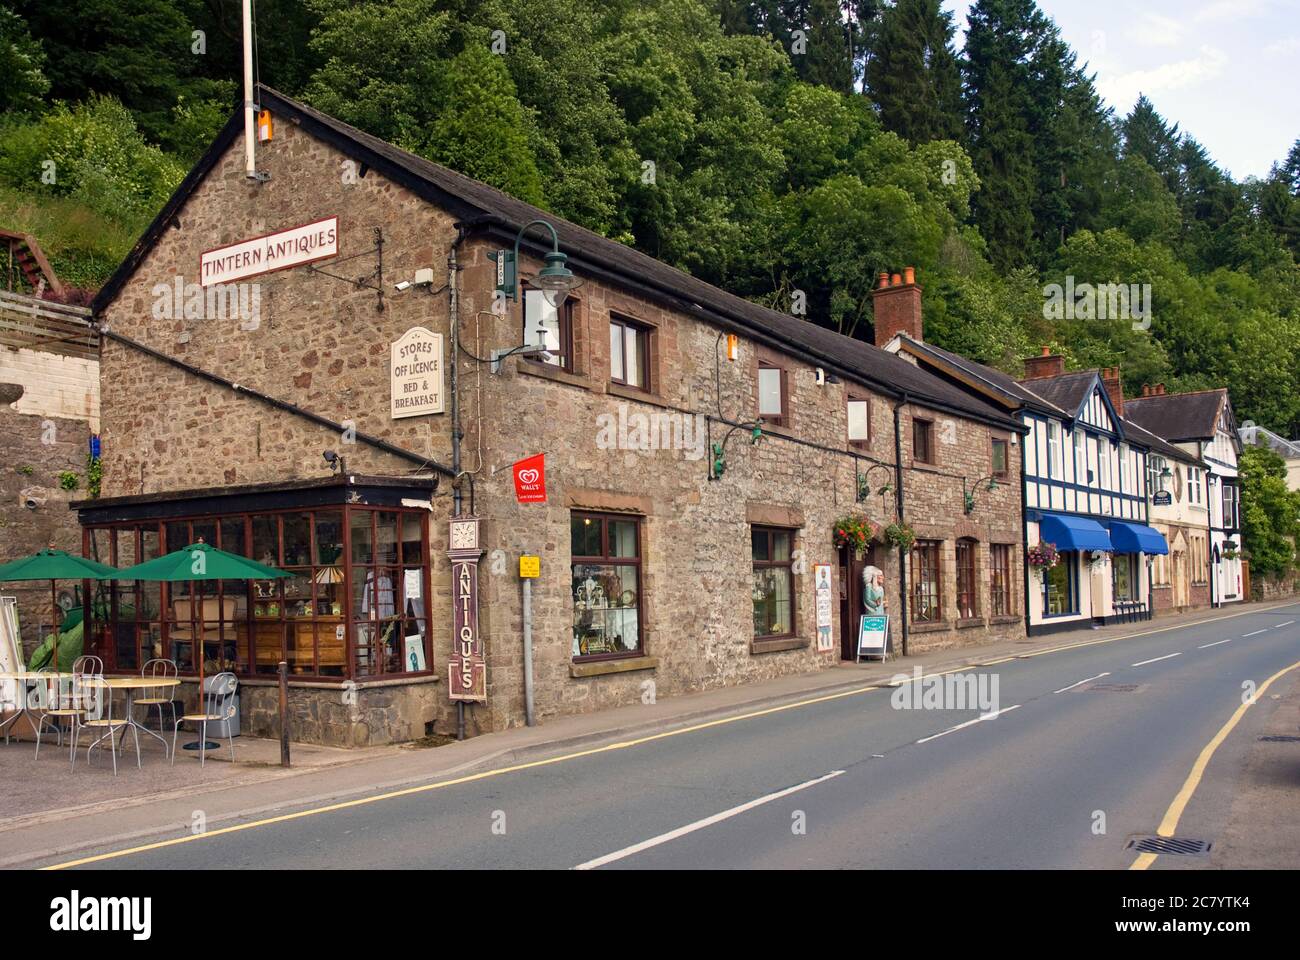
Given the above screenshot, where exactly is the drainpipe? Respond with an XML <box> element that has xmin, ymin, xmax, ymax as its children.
<box><xmin>893</xmin><ymin>396</ymin><xmax>909</xmax><ymax>657</ymax></box>
<box><xmin>448</xmin><ymin>232</ymin><xmax>465</xmax><ymax>740</ymax></box>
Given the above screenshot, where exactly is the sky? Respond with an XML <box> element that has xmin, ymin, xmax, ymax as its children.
<box><xmin>942</xmin><ymin>0</ymin><xmax>1300</xmax><ymax>180</ymax></box>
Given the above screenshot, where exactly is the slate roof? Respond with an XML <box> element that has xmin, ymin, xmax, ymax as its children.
<box><xmin>92</xmin><ymin>85</ymin><xmax>1023</xmax><ymax>432</ymax></box>
<box><xmin>1123</xmin><ymin>418</ymin><xmax>1205</xmax><ymax>466</ymax></box>
<box><xmin>893</xmin><ymin>337</ymin><xmax>1064</xmax><ymax>416</ymax></box>
<box><xmin>1016</xmin><ymin>371</ymin><xmax>1099</xmax><ymax>417</ymax></box>
<box><xmin>1124</xmin><ymin>390</ymin><xmax>1227</xmax><ymax>443</ymax></box>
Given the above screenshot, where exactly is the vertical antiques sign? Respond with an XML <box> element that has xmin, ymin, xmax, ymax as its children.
<box><xmin>448</xmin><ymin>517</ymin><xmax>486</xmax><ymax>701</ymax></box>
<box><xmin>814</xmin><ymin>564</ymin><xmax>834</xmax><ymax>652</ymax></box>
<box><xmin>390</xmin><ymin>327</ymin><xmax>445</xmax><ymax>418</ymax></box>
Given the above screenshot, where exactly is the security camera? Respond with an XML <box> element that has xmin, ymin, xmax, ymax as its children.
<box><xmin>394</xmin><ymin>280</ymin><xmax>412</xmax><ymax>292</ymax></box>
<box><xmin>23</xmin><ymin>495</ymin><xmax>45</xmax><ymax>510</ymax></box>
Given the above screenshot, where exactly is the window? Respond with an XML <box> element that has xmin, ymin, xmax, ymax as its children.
<box><xmin>913</xmin><ymin>418</ymin><xmax>934</xmax><ymax>465</ymax></box>
<box><xmin>1222</xmin><ymin>484</ymin><xmax>1238</xmax><ymax>529</ymax></box>
<box><xmin>991</xmin><ymin>438</ymin><xmax>1009</xmax><ymax>479</ymax></box>
<box><xmin>1074</xmin><ymin>429</ymin><xmax>1087</xmax><ymax>483</ymax></box>
<box><xmin>1188</xmin><ymin>467</ymin><xmax>1202</xmax><ymax>504</ymax></box>
<box><xmin>85</xmin><ymin>504</ymin><xmax>431</xmax><ymax>680</ymax></box>
<box><xmin>758</xmin><ymin>363</ymin><xmax>786</xmax><ymax>423</ymax></box>
<box><xmin>1118</xmin><ymin>444</ymin><xmax>1130</xmax><ymax>493</ymax></box>
<box><xmin>1046</xmin><ymin>422</ymin><xmax>1061</xmax><ymax>478</ymax></box>
<box><xmin>1044</xmin><ymin>551</ymin><xmax>1077</xmax><ymax>615</ymax></box>
<box><xmin>847</xmin><ymin>397</ymin><xmax>871</xmax><ymax>446</ymax></box>
<box><xmin>956</xmin><ymin>539</ymin><xmax>978</xmax><ymax>619</ymax></box>
<box><xmin>572</xmin><ymin>513</ymin><xmax>643</xmax><ymax>659</ymax></box>
<box><xmin>752</xmin><ymin>526</ymin><xmax>796</xmax><ymax>638</ymax></box>
<box><xmin>524</xmin><ymin>287</ymin><xmax>573</xmax><ymax>370</ymax></box>
<box><xmin>990</xmin><ymin>544</ymin><xmax>1013</xmax><ymax>616</ymax></box>
<box><xmin>910</xmin><ymin>540</ymin><xmax>942</xmax><ymax>623</ymax></box>
<box><xmin>1099</xmin><ymin>442</ymin><xmax>1113</xmax><ymax>514</ymax></box>
<box><xmin>1113</xmin><ymin>554</ymin><xmax>1137</xmax><ymax>602</ymax></box>
<box><xmin>609</xmin><ymin>315</ymin><xmax>649</xmax><ymax>389</ymax></box>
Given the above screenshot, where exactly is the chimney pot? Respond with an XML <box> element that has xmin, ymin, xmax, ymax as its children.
<box><xmin>903</xmin><ymin>266</ymin><xmax>915</xmax><ymax>285</ymax></box>
<box><xmin>878</xmin><ymin>272</ymin><xmax>890</xmax><ymax>290</ymax></box>
<box><xmin>890</xmin><ymin>273</ymin><xmax>903</xmax><ymax>287</ymax></box>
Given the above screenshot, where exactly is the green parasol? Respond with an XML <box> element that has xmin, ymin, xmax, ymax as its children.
<box><xmin>115</xmin><ymin>541</ymin><xmax>291</xmax><ymax>744</ymax></box>
<box><xmin>0</xmin><ymin>546</ymin><xmax>120</xmax><ymax>680</ymax></box>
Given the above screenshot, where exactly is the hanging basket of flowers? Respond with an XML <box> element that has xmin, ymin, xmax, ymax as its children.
<box><xmin>1027</xmin><ymin>541</ymin><xmax>1060</xmax><ymax>574</ymax></box>
<box><xmin>884</xmin><ymin>522</ymin><xmax>917</xmax><ymax>552</ymax></box>
<box><xmin>1089</xmin><ymin>549</ymin><xmax>1112</xmax><ymax>568</ymax></box>
<box><xmin>833</xmin><ymin>515</ymin><xmax>879</xmax><ymax>555</ymax></box>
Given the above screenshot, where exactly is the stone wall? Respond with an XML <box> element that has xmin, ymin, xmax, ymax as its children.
<box><xmin>0</xmin><ymin>375</ymin><xmax>94</xmax><ymax>651</ymax></box>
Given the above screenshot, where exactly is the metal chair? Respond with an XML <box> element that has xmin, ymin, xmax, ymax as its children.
<box><xmin>173</xmin><ymin>671</ymin><xmax>237</xmax><ymax>767</ymax></box>
<box><xmin>34</xmin><ymin>656</ymin><xmax>102</xmax><ymax>759</ymax></box>
<box><xmin>135</xmin><ymin>658</ymin><xmax>178</xmax><ymax>760</ymax></box>
<box><xmin>78</xmin><ymin>674</ymin><xmax>140</xmax><ymax>775</ymax></box>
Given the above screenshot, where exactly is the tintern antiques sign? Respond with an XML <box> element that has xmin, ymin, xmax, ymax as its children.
<box><xmin>390</xmin><ymin>327</ymin><xmax>446</xmax><ymax>418</ymax></box>
<box><xmin>448</xmin><ymin>517</ymin><xmax>486</xmax><ymax>702</ymax></box>
<box><xmin>199</xmin><ymin>216</ymin><xmax>339</xmax><ymax>286</ymax></box>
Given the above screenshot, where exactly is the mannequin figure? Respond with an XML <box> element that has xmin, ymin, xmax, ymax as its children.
<box><xmin>861</xmin><ymin>565</ymin><xmax>887</xmax><ymax>616</ymax></box>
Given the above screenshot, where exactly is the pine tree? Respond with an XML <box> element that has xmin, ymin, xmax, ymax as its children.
<box><xmin>865</xmin><ymin>0</ymin><xmax>963</xmax><ymax>144</ymax></box>
<box><xmin>962</xmin><ymin>0</ymin><xmax>1044</xmax><ymax>269</ymax></box>
<box><xmin>1121</xmin><ymin>95</ymin><xmax>1181</xmax><ymax>193</ymax></box>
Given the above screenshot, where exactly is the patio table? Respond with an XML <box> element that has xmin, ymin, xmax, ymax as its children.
<box><xmin>87</xmin><ymin>677</ymin><xmax>182</xmax><ymax>759</ymax></box>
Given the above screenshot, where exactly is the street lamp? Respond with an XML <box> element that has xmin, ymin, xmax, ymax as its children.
<box><xmin>491</xmin><ymin>218</ymin><xmax>584</xmax><ymax>313</ymax></box>
<box><xmin>963</xmin><ymin>474</ymin><xmax>999</xmax><ymax>515</ymax></box>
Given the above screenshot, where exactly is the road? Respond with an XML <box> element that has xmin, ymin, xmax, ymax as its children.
<box><xmin>40</xmin><ymin>602</ymin><xmax>1300</xmax><ymax>870</ymax></box>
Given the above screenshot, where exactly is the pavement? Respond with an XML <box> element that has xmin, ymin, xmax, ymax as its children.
<box><xmin>2</xmin><ymin>598</ymin><xmax>1298</xmax><ymax>869</ymax></box>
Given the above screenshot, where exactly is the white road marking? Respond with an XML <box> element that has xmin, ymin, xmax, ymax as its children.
<box><xmin>1243</xmin><ymin>629</ymin><xmax>1268</xmax><ymax>637</ymax></box>
<box><xmin>1132</xmin><ymin>652</ymin><xmax>1183</xmax><ymax>667</ymax></box>
<box><xmin>1054</xmin><ymin>672</ymin><xmax>1110</xmax><ymax>694</ymax></box>
<box><xmin>574</xmin><ymin>770</ymin><xmax>845</xmax><ymax>870</ymax></box>
<box><xmin>1275</xmin><ymin>620</ymin><xmax>1296</xmax><ymax>628</ymax></box>
<box><xmin>1199</xmin><ymin>639</ymin><xmax>1233</xmax><ymax>649</ymax></box>
<box><xmin>915</xmin><ymin>705</ymin><xmax>1022</xmax><ymax>744</ymax></box>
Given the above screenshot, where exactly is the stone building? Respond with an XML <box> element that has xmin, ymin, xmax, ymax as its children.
<box><xmin>0</xmin><ymin>292</ymin><xmax>100</xmax><ymax>651</ymax></box>
<box><xmin>80</xmin><ymin>86</ymin><xmax>1026</xmax><ymax>746</ymax></box>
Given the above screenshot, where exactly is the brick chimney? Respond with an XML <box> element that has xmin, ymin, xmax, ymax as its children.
<box><xmin>1022</xmin><ymin>346</ymin><xmax>1065</xmax><ymax>380</ymax></box>
<box><xmin>1100</xmin><ymin>366</ymin><xmax>1124</xmax><ymax>415</ymax></box>
<box><xmin>872</xmin><ymin>266</ymin><xmax>923</xmax><ymax>347</ymax></box>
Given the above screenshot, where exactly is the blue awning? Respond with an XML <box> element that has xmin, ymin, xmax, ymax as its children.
<box><xmin>1038</xmin><ymin>513</ymin><xmax>1113</xmax><ymax>552</ymax></box>
<box><xmin>1107</xmin><ymin>520</ymin><xmax>1169</xmax><ymax>555</ymax></box>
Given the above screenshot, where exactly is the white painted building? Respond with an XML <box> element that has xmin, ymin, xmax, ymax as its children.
<box><xmin>1126</xmin><ymin>387</ymin><xmax>1242</xmax><ymax>606</ymax></box>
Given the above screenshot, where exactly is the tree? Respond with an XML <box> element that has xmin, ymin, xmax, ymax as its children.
<box><xmin>0</xmin><ymin>7</ymin><xmax>48</xmax><ymax>116</ymax></box>
<box><xmin>962</xmin><ymin>0</ymin><xmax>1044</xmax><ymax>270</ymax></box>
<box><xmin>14</xmin><ymin>0</ymin><xmax>226</xmax><ymax>146</ymax></box>
<box><xmin>1239</xmin><ymin>445</ymin><xmax>1300</xmax><ymax>581</ymax></box>
<box><xmin>865</xmin><ymin>0</ymin><xmax>963</xmax><ymax>144</ymax></box>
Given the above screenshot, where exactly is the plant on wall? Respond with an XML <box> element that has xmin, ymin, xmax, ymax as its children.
<box><xmin>1027</xmin><ymin>541</ymin><xmax>1060</xmax><ymax>572</ymax></box>
<box><xmin>884</xmin><ymin>522</ymin><xmax>916</xmax><ymax>552</ymax></box>
<box><xmin>57</xmin><ymin>471</ymin><xmax>80</xmax><ymax>491</ymax></box>
<box><xmin>833</xmin><ymin>514</ymin><xmax>879</xmax><ymax>555</ymax></box>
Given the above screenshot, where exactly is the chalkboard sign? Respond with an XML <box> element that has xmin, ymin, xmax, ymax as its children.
<box><xmin>1152</xmin><ymin>491</ymin><xmax>1172</xmax><ymax>506</ymax></box>
<box><xmin>857</xmin><ymin>615</ymin><xmax>890</xmax><ymax>661</ymax></box>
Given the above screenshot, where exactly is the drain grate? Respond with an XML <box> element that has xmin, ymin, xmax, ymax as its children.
<box><xmin>1126</xmin><ymin>835</ymin><xmax>1212</xmax><ymax>856</ymax></box>
<box><xmin>1259</xmin><ymin>735</ymin><xmax>1300</xmax><ymax>743</ymax></box>
<box><xmin>1087</xmin><ymin>683</ymin><xmax>1140</xmax><ymax>692</ymax></box>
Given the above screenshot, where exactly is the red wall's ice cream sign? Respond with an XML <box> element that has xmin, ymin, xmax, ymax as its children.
<box><xmin>199</xmin><ymin>217</ymin><xmax>339</xmax><ymax>286</ymax></box>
